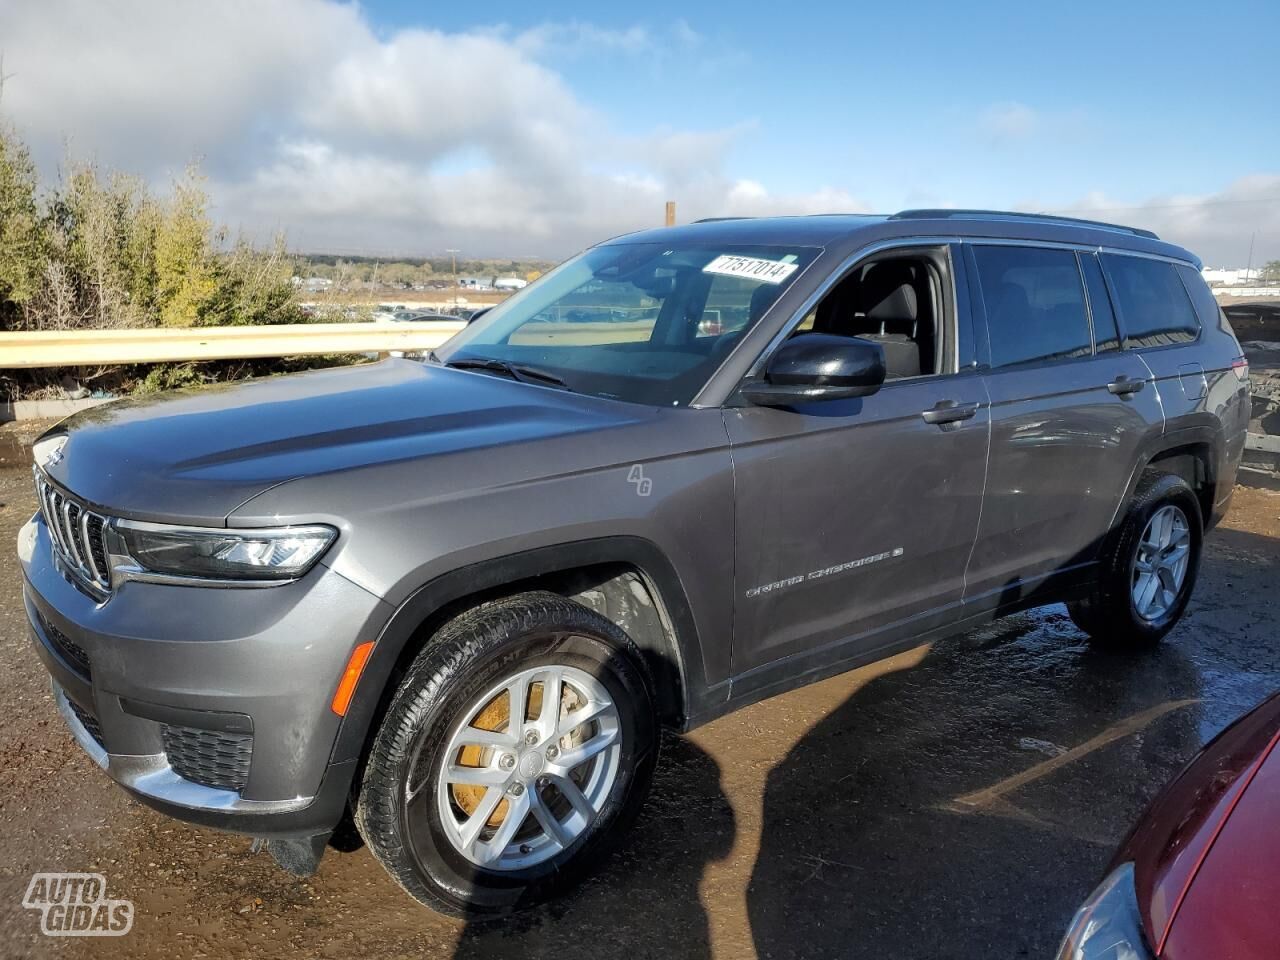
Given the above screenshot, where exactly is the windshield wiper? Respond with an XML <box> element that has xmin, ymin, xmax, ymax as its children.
<box><xmin>444</xmin><ymin>357</ymin><xmax>572</xmax><ymax>390</ymax></box>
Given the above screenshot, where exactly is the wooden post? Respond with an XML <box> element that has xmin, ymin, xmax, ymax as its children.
<box><xmin>665</xmin><ymin>201</ymin><xmax>676</xmax><ymax>227</ymax></box>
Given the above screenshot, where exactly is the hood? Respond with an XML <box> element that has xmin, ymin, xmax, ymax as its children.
<box><xmin>1114</xmin><ymin>692</ymin><xmax>1280</xmax><ymax>954</ymax></box>
<box><xmin>1159</xmin><ymin>718</ymin><xmax>1280</xmax><ymax>957</ymax></box>
<box><xmin>36</xmin><ymin>360</ymin><xmax>647</xmax><ymax>525</ymax></box>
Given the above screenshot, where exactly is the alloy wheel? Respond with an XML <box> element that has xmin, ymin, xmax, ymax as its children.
<box><xmin>1131</xmin><ymin>504</ymin><xmax>1192</xmax><ymax>622</ymax></box>
<box><xmin>412</xmin><ymin>661</ymin><xmax>622</xmax><ymax>871</ymax></box>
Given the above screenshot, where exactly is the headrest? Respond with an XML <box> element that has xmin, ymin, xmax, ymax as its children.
<box><xmin>861</xmin><ymin>262</ymin><xmax>919</xmax><ymax>322</ymax></box>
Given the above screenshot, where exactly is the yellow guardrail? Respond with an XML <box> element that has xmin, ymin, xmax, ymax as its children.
<box><xmin>0</xmin><ymin>321</ymin><xmax>467</xmax><ymax>368</ymax></box>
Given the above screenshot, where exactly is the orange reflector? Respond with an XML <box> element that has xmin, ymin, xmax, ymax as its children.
<box><xmin>331</xmin><ymin>641</ymin><xmax>375</xmax><ymax>717</ymax></box>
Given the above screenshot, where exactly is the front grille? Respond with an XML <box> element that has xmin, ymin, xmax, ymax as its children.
<box><xmin>33</xmin><ymin>471</ymin><xmax>112</xmax><ymax>593</ymax></box>
<box><xmin>40</xmin><ymin>613</ymin><xmax>91</xmax><ymax>680</ymax></box>
<box><xmin>162</xmin><ymin>725</ymin><xmax>253</xmax><ymax>792</ymax></box>
<box><xmin>67</xmin><ymin>697</ymin><xmax>106</xmax><ymax>749</ymax></box>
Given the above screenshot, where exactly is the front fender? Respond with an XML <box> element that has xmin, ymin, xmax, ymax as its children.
<box><xmin>326</xmin><ymin>536</ymin><xmax>719</xmax><ymax>775</ymax></box>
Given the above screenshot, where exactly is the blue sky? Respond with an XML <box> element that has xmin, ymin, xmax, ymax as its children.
<box><xmin>2</xmin><ymin>0</ymin><xmax>1277</xmax><ymax>262</ymax></box>
<box><xmin>370</xmin><ymin>0</ymin><xmax>1278</xmax><ymax>208</ymax></box>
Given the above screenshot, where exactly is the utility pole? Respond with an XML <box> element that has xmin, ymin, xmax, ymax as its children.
<box><xmin>1246</xmin><ymin>232</ymin><xmax>1256</xmax><ymax>282</ymax></box>
<box><xmin>446</xmin><ymin>249</ymin><xmax>460</xmax><ymax>306</ymax></box>
<box><xmin>665</xmin><ymin>201</ymin><xmax>676</xmax><ymax>227</ymax></box>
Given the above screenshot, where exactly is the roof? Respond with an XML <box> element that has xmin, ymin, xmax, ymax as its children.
<box><xmin>604</xmin><ymin>209</ymin><xmax>1199</xmax><ymax>266</ymax></box>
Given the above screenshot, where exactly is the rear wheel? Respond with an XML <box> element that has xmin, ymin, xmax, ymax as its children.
<box><xmin>355</xmin><ymin>592</ymin><xmax>657</xmax><ymax>916</ymax></box>
<box><xmin>1067</xmin><ymin>472</ymin><xmax>1203</xmax><ymax>649</ymax></box>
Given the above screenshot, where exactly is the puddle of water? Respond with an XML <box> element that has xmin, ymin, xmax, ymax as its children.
<box><xmin>0</xmin><ymin>432</ymin><xmax>33</xmax><ymax>471</ymax></box>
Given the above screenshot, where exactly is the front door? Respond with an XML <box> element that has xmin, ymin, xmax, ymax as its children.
<box><xmin>724</xmin><ymin>246</ymin><xmax>988</xmax><ymax>693</ymax></box>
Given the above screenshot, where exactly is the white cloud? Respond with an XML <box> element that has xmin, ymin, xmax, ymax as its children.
<box><xmin>1049</xmin><ymin>175</ymin><xmax>1280</xmax><ymax>266</ymax></box>
<box><xmin>979</xmin><ymin>101</ymin><xmax>1039</xmax><ymax>141</ymax></box>
<box><xmin>0</xmin><ymin>0</ymin><xmax>847</xmax><ymax>257</ymax></box>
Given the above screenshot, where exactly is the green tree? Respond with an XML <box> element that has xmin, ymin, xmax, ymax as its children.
<box><xmin>153</xmin><ymin>166</ymin><xmax>215</xmax><ymax>327</ymax></box>
<box><xmin>1261</xmin><ymin>260</ymin><xmax>1280</xmax><ymax>282</ymax></box>
<box><xmin>0</xmin><ymin>123</ymin><xmax>44</xmax><ymax>325</ymax></box>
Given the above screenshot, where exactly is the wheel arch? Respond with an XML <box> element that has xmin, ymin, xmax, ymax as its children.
<box><xmin>329</xmin><ymin>537</ymin><xmax>707</xmax><ymax>777</ymax></box>
<box><xmin>1115</xmin><ymin>427</ymin><xmax>1223</xmax><ymax>533</ymax></box>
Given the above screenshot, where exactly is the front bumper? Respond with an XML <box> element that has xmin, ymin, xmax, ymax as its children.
<box><xmin>19</xmin><ymin>513</ymin><xmax>390</xmax><ymax>838</ymax></box>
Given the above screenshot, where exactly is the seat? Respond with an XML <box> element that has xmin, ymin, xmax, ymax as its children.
<box><xmin>857</xmin><ymin>263</ymin><xmax>923</xmax><ymax>379</ymax></box>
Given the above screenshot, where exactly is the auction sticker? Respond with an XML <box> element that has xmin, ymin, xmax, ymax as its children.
<box><xmin>703</xmin><ymin>254</ymin><xmax>799</xmax><ymax>284</ymax></box>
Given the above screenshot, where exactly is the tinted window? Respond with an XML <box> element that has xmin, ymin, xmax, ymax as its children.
<box><xmin>1175</xmin><ymin>263</ymin><xmax>1228</xmax><ymax>332</ymax></box>
<box><xmin>1102</xmin><ymin>254</ymin><xmax>1200</xmax><ymax>348</ymax></box>
<box><xmin>973</xmin><ymin>245</ymin><xmax>1091</xmax><ymax>367</ymax></box>
<box><xmin>1078</xmin><ymin>253</ymin><xmax>1120</xmax><ymax>353</ymax></box>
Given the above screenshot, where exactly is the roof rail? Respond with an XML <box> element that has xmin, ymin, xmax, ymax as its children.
<box><xmin>889</xmin><ymin>208</ymin><xmax>1159</xmax><ymax>241</ymax></box>
<box><xmin>692</xmin><ymin>216</ymin><xmax>756</xmax><ymax>223</ymax></box>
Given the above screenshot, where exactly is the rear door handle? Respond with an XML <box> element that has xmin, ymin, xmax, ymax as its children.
<box><xmin>1107</xmin><ymin>376</ymin><xmax>1146</xmax><ymax>397</ymax></box>
<box><xmin>921</xmin><ymin>400</ymin><xmax>980</xmax><ymax>425</ymax></box>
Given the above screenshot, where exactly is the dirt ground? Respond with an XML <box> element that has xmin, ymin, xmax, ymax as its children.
<box><xmin>1</xmin><ymin>418</ymin><xmax>1278</xmax><ymax>959</ymax></box>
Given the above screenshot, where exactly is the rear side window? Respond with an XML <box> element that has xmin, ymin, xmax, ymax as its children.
<box><xmin>1174</xmin><ymin>263</ymin><xmax>1228</xmax><ymax>333</ymax></box>
<box><xmin>1078</xmin><ymin>253</ymin><xmax>1120</xmax><ymax>353</ymax></box>
<box><xmin>973</xmin><ymin>245</ymin><xmax>1092</xmax><ymax>367</ymax></box>
<box><xmin>1102</xmin><ymin>254</ymin><xmax>1200</xmax><ymax>348</ymax></box>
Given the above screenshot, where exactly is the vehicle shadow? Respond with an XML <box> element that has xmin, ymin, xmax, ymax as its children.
<box><xmin>745</xmin><ymin>606</ymin><xmax>1208</xmax><ymax>960</ymax></box>
<box><xmin>450</xmin><ymin>731</ymin><xmax>734</xmax><ymax>960</ymax></box>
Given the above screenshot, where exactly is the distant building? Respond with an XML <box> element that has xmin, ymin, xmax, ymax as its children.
<box><xmin>292</xmin><ymin>276</ymin><xmax>334</xmax><ymax>293</ymax></box>
<box><xmin>1202</xmin><ymin>267</ymin><xmax>1262</xmax><ymax>286</ymax></box>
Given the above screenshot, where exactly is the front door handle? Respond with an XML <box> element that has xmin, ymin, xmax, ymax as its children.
<box><xmin>921</xmin><ymin>400</ymin><xmax>980</xmax><ymax>425</ymax></box>
<box><xmin>1107</xmin><ymin>376</ymin><xmax>1146</xmax><ymax>397</ymax></box>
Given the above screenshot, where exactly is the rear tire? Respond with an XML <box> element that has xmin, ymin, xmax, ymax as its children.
<box><xmin>1067</xmin><ymin>472</ymin><xmax>1203</xmax><ymax>650</ymax></box>
<box><xmin>355</xmin><ymin>592</ymin><xmax>657</xmax><ymax>917</ymax></box>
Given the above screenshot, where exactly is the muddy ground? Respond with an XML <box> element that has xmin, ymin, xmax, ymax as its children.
<box><xmin>1</xmin><ymin>418</ymin><xmax>1277</xmax><ymax>959</ymax></box>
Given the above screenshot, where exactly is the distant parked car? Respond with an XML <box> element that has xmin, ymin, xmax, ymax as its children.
<box><xmin>387</xmin><ymin>310</ymin><xmax>461</xmax><ymax>323</ymax></box>
<box><xmin>1057</xmin><ymin>692</ymin><xmax>1280</xmax><ymax>959</ymax></box>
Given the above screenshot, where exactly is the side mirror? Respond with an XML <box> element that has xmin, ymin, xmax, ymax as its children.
<box><xmin>740</xmin><ymin>333</ymin><xmax>886</xmax><ymax>406</ymax></box>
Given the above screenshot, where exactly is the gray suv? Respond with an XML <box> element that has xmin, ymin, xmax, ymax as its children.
<box><xmin>19</xmin><ymin>210</ymin><xmax>1251</xmax><ymax>916</ymax></box>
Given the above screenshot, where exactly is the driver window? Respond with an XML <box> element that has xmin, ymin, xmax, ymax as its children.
<box><xmin>793</xmin><ymin>255</ymin><xmax>941</xmax><ymax>379</ymax></box>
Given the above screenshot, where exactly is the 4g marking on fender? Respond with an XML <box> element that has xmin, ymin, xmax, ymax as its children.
<box><xmin>744</xmin><ymin>547</ymin><xmax>905</xmax><ymax>598</ymax></box>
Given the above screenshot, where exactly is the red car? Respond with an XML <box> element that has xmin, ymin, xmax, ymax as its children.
<box><xmin>1057</xmin><ymin>693</ymin><xmax>1280</xmax><ymax>959</ymax></box>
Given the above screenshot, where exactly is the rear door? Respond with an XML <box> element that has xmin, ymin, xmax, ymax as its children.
<box><xmin>963</xmin><ymin>244</ymin><xmax>1164</xmax><ymax>604</ymax></box>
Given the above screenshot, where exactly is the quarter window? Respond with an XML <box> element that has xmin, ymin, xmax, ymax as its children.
<box><xmin>1101</xmin><ymin>254</ymin><xmax>1200</xmax><ymax>348</ymax></box>
<box><xmin>973</xmin><ymin>245</ymin><xmax>1092</xmax><ymax>368</ymax></box>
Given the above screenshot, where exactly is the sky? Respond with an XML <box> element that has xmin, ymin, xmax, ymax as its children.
<box><xmin>1</xmin><ymin>0</ymin><xmax>1278</xmax><ymax>265</ymax></box>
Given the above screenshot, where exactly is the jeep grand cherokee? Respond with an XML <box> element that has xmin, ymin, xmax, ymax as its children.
<box><xmin>19</xmin><ymin>210</ymin><xmax>1250</xmax><ymax>916</ymax></box>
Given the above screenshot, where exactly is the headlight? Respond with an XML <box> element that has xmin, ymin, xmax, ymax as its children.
<box><xmin>113</xmin><ymin>521</ymin><xmax>336</xmax><ymax>584</ymax></box>
<box><xmin>1056</xmin><ymin>863</ymin><xmax>1153</xmax><ymax>960</ymax></box>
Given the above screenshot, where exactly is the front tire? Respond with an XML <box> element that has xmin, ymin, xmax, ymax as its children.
<box><xmin>1067</xmin><ymin>472</ymin><xmax>1203</xmax><ymax>649</ymax></box>
<box><xmin>355</xmin><ymin>592</ymin><xmax>657</xmax><ymax>917</ymax></box>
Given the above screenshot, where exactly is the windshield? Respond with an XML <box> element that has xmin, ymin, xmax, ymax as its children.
<box><xmin>434</xmin><ymin>241</ymin><xmax>820</xmax><ymax>405</ymax></box>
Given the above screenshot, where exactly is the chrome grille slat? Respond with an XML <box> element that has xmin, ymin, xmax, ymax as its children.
<box><xmin>33</xmin><ymin>472</ymin><xmax>112</xmax><ymax>593</ymax></box>
<box><xmin>62</xmin><ymin>500</ymin><xmax>85</xmax><ymax>567</ymax></box>
<box><xmin>80</xmin><ymin>510</ymin><xmax>104</xmax><ymax>582</ymax></box>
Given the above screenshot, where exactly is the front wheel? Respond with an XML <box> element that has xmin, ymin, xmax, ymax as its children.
<box><xmin>355</xmin><ymin>592</ymin><xmax>657</xmax><ymax>916</ymax></box>
<box><xmin>1067</xmin><ymin>472</ymin><xmax>1203</xmax><ymax>649</ymax></box>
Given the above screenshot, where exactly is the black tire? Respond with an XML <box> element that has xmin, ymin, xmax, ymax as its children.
<box><xmin>1067</xmin><ymin>471</ymin><xmax>1204</xmax><ymax>650</ymax></box>
<box><xmin>354</xmin><ymin>592</ymin><xmax>658</xmax><ymax>917</ymax></box>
